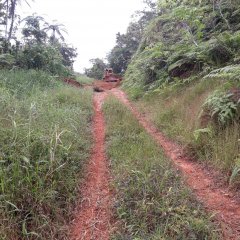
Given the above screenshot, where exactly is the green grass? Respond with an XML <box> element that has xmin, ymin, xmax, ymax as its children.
<box><xmin>75</xmin><ymin>74</ymin><xmax>94</xmax><ymax>84</ymax></box>
<box><xmin>136</xmin><ymin>78</ymin><xmax>240</xmax><ymax>177</ymax></box>
<box><xmin>0</xmin><ymin>69</ymin><xmax>60</xmax><ymax>98</ymax></box>
<box><xmin>137</xmin><ymin>78</ymin><xmax>220</xmax><ymax>142</ymax></box>
<box><xmin>103</xmin><ymin>98</ymin><xmax>221</xmax><ymax>240</ymax></box>
<box><xmin>0</xmin><ymin>70</ymin><xmax>93</xmax><ymax>239</ymax></box>
<box><xmin>192</xmin><ymin>123</ymin><xmax>240</xmax><ymax>172</ymax></box>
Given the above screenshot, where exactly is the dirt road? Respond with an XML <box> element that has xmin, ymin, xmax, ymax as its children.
<box><xmin>70</xmin><ymin>86</ymin><xmax>240</xmax><ymax>240</ymax></box>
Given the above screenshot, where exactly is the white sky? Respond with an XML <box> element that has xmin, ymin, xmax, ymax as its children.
<box><xmin>19</xmin><ymin>0</ymin><xmax>145</xmax><ymax>72</ymax></box>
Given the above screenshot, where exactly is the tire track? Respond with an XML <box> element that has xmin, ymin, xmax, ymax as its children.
<box><xmin>70</xmin><ymin>92</ymin><xmax>111</xmax><ymax>240</ymax></box>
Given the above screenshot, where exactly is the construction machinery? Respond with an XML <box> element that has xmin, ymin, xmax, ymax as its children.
<box><xmin>103</xmin><ymin>68</ymin><xmax>122</xmax><ymax>82</ymax></box>
<box><xmin>92</xmin><ymin>68</ymin><xmax>122</xmax><ymax>92</ymax></box>
<box><xmin>63</xmin><ymin>68</ymin><xmax>122</xmax><ymax>92</ymax></box>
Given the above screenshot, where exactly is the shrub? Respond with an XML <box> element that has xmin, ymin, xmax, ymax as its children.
<box><xmin>207</xmin><ymin>42</ymin><xmax>233</xmax><ymax>65</ymax></box>
<box><xmin>203</xmin><ymin>90</ymin><xmax>239</xmax><ymax>126</ymax></box>
<box><xmin>16</xmin><ymin>45</ymin><xmax>71</xmax><ymax>76</ymax></box>
<box><xmin>203</xmin><ymin>65</ymin><xmax>240</xmax><ymax>83</ymax></box>
<box><xmin>0</xmin><ymin>53</ymin><xmax>15</xmax><ymax>69</ymax></box>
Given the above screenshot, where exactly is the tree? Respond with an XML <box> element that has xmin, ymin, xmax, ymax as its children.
<box><xmin>59</xmin><ymin>43</ymin><xmax>77</xmax><ymax>68</ymax></box>
<box><xmin>0</xmin><ymin>2</ymin><xmax>77</xmax><ymax>77</ymax></box>
<box><xmin>109</xmin><ymin>27</ymin><xmax>138</xmax><ymax>73</ymax></box>
<box><xmin>21</xmin><ymin>15</ymin><xmax>47</xmax><ymax>44</ymax></box>
<box><xmin>144</xmin><ymin>0</ymin><xmax>157</xmax><ymax>10</ymax></box>
<box><xmin>84</xmin><ymin>58</ymin><xmax>107</xmax><ymax>79</ymax></box>
<box><xmin>172</xmin><ymin>5</ymin><xmax>205</xmax><ymax>46</ymax></box>
<box><xmin>3</xmin><ymin>0</ymin><xmax>32</xmax><ymax>43</ymax></box>
<box><xmin>108</xmin><ymin>22</ymin><xmax>145</xmax><ymax>73</ymax></box>
<box><xmin>107</xmin><ymin>0</ymin><xmax>158</xmax><ymax>74</ymax></box>
<box><xmin>43</xmin><ymin>21</ymin><xmax>67</xmax><ymax>44</ymax></box>
<box><xmin>7</xmin><ymin>0</ymin><xmax>17</xmax><ymax>42</ymax></box>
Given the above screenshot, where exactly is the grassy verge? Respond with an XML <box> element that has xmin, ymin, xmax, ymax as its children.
<box><xmin>0</xmin><ymin>69</ymin><xmax>60</xmax><ymax>97</ymax></box>
<box><xmin>103</xmin><ymin>98</ymin><xmax>220</xmax><ymax>239</ymax></box>
<box><xmin>0</xmin><ymin>70</ymin><xmax>93</xmax><ymax>239</ymax></box>
<box><xmin>135</xmin><ymin>78</ymin><xmax>220</xmax><ymax>143</ymax></box>
<box><xmin>135</xmin><ymin>78</ymin><xmax>240</xmax><ymax>177</ymax></box>
<box><xmin>75</xmin><ymin>74</ymin><xmax>94</xmax><ymax>84</ymax></box>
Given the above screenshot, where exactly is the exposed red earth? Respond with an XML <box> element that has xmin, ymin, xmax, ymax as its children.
<box><xmin>70</xmin><ymin>92</ymin><xmax>112</xmax><ymax>240</ymax></box>
<box><xmin>111</xmin><ymin>88</ymin><xmax>240</xmax><ymax>240</ymax></box>
<box><xmin>93</xmin><ymin>80</ymin><xmax>121</xmax><ymax>92</ymax></box>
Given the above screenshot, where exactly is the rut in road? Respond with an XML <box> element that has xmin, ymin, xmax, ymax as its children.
<box><xmin>111</xmin><ymin>88</ymin><xmax>240</xmax><ymax>240</ymax></box>
<box><xmin>70</xmin><ymin>92</ymin><xmax>111</xmax><ymax>240</ymax></box>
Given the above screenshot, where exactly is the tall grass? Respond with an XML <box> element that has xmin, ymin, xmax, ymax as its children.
<box><xmin>136</xmin><ymin>78</ymin><xmax>240</xmax><ymax>180</ymax></box>
<box><xmin>75</xmin><ymin>74</ymin><xmax>94</xmax><ymax>84</ymax></box>
<box><xmin>0</xmin><ymin>69</ymin><xmax>60</xmax><ymax>98</ymax></box>
<box><xmin>103</xmin><ymin>98</ymin><xmax>220</xmax><ymax>239</ymax></box>
<box><xmin>0</xmin><ymin>70</ymin><xmax>93</xmax><ymax>239</ymax></box>
<box><xmin>194</xmin><ymin>123</ymin><xmax>240</xmax><ymax>172</ymax></box>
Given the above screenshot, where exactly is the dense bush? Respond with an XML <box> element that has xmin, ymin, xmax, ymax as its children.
<box><xmin>16</xmin><ymin>45</ymin><xmax>71</xmax><ymax>76</ymax></box>
<box><xmin>123</xmin><ymin>0</ymin><xmax>240</xmax><ymax>96</ymax></box>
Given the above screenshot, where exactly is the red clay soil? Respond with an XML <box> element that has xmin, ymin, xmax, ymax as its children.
<box><xmin>111</xmin><ymin>88</ymin><xmax>240</xmax><ymax>240</ymax></box>
<box><xmin>93</xmin><ymin>80</ymin><xmax>121</xmax><ymax>92</ymax></box>
<box><xmin>70</xmin><ymin>92</ymin><xmax>112</xmax><ymax>240</ymax></box>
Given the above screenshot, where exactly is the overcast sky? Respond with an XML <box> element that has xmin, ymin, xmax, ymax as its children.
<box><xmin>19</xmin><ymin>0</ymin><xmax>145</xmax><ymax>72</ymax></box>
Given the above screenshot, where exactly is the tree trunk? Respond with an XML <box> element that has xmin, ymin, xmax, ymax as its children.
<box><xmin>5</xmin><ymin>0</ymin><xmax>9</xmax><ymax>39</ymax></box>
<box><xmin>7</xmin><ymin>0</ymin><xmax>17</xmax><ymax>43</ymax></box>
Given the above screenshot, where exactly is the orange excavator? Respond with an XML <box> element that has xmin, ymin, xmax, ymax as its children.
<box><xmin>63</xmin><ymin>68</ymin><xmax>122</xmax><ymax>92</ymax></box>
<box><xmin>103</xmin><ymin>68</ymin><xmax>122</xmax><ymax>83</ymax></box>
<box><xmin>93</xmin><ymin>68</ymin><xmax>122</xmax><ymax>92</ymax></box>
